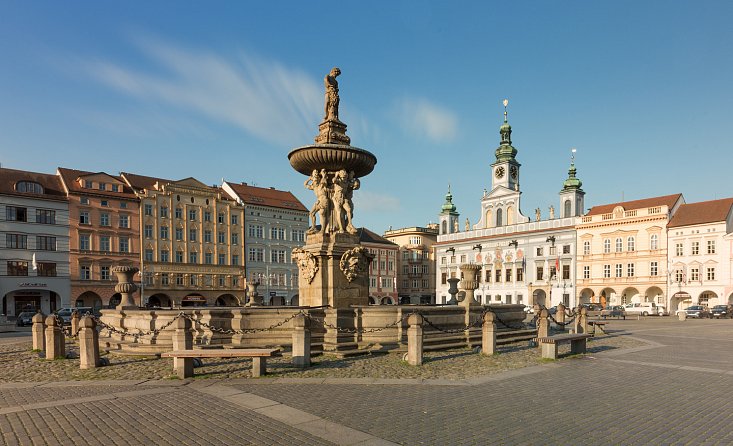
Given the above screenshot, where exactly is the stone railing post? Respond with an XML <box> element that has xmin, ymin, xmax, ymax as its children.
<box><xmin>172</xmin><ymin>316</ymin><xmax>193</xmax><ymax>378</ymax></box>
<box><xmin>79</xmin><ymin>316</ymin><xmax>101</xmax><ymax>369</ymax></box>
<box><xmin>555</xmin><ymin>303</ymin><xmax>566</xmax><ymax>330</ymax></box>
<box><xmin>578</xmin><ymin>306</ymin><xmax>589</xmax><ymax>334</ymax></box>
<box><xmin>44</xmin><ymin>315</ymin><xmax>65</xmax><ymax>360</ymax></box>
<box><xmin>32</xmin><ymin>313</ymin><xmax>45</xmax><ymax>351</ymax></box>
<box><xmin>406</xmin><ymin>313</ymin><xmax>424</xmax><ymax>366</ymax></box>
<box><xmin>482</xmin><ymin>312</ymin><xmax>497</xmax><ymax>355</ymax></box>
<box><xmin>537</xmin><ymin>308</ymin><xmax>549</xmax><ymax>340</ymax></box>
<box><xmin>71</xmin><ymin>310</ymin><xmax>80</xmax><ymax>338</ymax></box>
<box><xmin>292</xmin><ymin>313</ymin><xmax>311</xmax><ymax>368</ymax></box>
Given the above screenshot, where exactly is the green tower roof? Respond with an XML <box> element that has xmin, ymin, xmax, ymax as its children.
<box><xmin>440</xmin><ymin>185</ymin><xmax>458</xmax><ymax>215</ymax></box>
<box><xmin>495</xmin><ymin>112</ymin><xmax>517</xmax><ymax>163</ymax></box>
<box><xmin>562</xmin><ymin>161</ymin><xmax>583</xmax><ymax>191</ymax></box>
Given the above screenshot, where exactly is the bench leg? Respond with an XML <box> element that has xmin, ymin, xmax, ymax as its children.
<box><xmin>541</xmin><ymin>343</ymin><xmax>558</xmax><ymax>360</ymax></box>
<box><xmin>252</xmin><ymin>357</ymin><xmax>266</xmax><ymax>377</ymax></box>
<box><xmin>570</xmin><ymin>339</ymin><xmax>587</xmax><ymax>355</ymax></box>
<box><xmin>174</xmin><ymin>357</ymin><xmax>194</xmax><ymax>379</ymax></box>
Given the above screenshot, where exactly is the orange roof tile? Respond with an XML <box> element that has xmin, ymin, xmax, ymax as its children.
<box><xmin>668</xmin><ymin>198</ymin><xmax>733</xmax><ymax>228</ymax></box>
<box><xmin>225</xmin><ymin>182</ymin><xmax>307</xmax><ymax>212</ymax></box>
<box><xmin>586</xmin><ymin>193</ymin><xmax>683</xmax><ymax>216</ymax></box>
<box><xmin>57</xmin><ymin>167</ymin><xmax>137</xmax><ymax>198</ymax></box>
<box><xmin>0</xmin><ymin>167</ymin><xmax>66</xmax><ymax>201</ymax></box>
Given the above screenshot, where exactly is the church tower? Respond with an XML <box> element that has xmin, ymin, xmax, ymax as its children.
<box><xmin>439</xmin><ymin>185</ymin><xmax>460</xmax><ymax>235</ymax></box>
<box><xmin>559</xmin><ymin>149</ymin><xmax>585</xmax><ymax>217</ymax></box>
<box><xmin>491</xmin><ymin>100</ymin><xmax>521</xmax><ymax>193</ymax></box>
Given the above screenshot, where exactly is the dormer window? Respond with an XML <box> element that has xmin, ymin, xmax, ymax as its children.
<box><xmin>111</xmin><ymin>184</ymin><xmax>119</xmax><ymax>192</ymax></box>
<box><xmin>15</xmin><ymin>181</ymin><xmax>44</xmax><ymax>194</ymax></box>
<box><xmin>99</xmin><ymin>183</ymin><xmax>106</xmax><ymax>191</ymax></box>
<box><xmin>84</xmin><ymin>180</ymin><xmax>93</xmax><ymax>189</ymax></box>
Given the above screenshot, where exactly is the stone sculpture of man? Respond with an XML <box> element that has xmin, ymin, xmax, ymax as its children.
<box><xmin>535</xmin><ymin>208</ymin><xmax>541</xmax><ymax>221</ymax></box>
<box><xmin>324</xmin><ymin>67</ymin><xmax>341</xmax><ymax>121</ymax></box>
<box><xmin>465</xmin><ymin>217</ymin><xmax>470</xmax><ymax>231</ymax></box>
<box><xmin>305</xmin><ymin>169</ymin><xmax>331</xmax><ymax>234</ymax></box>
<box><xmin>331</xmin><ymin>169</ymin><xmax>349</xmax><ymax>233</ymax></box>
<box><xmin>549</xmin><ymin>205</ymin><xmax>555</xmax><ymax>220</ymax></box>
<box><xmin>343</xmin><ymin>170</ymin><xmax>359</xmax><ymax>234</ymax></box>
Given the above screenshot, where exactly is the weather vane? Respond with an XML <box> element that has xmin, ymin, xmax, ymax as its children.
<box><xmin>502</xmin><ymin>99</ymin><xmax>509</xmax><ymax>123</ymax></box>
<box><xmin>571</xmin><ymin>147</ymin><xmax>577</xmax><ymax>163</ymax></box>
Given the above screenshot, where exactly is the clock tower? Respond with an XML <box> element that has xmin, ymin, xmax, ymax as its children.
<box><xmin>491</xmin><ymin>102</ymin><xmax>520</xmax><ymax>191</ymax></box>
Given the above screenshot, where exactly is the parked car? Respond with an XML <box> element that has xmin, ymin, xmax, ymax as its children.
<box><xmin>55</xmin><ymin>307</ymin><xmax>94</xmax><ymax>325</ymax></box>
<box><xmin>710</xmin><ymin>305</ymin><xmax>732</xmax><ymax>319</ymax></box>
<box><xmin>654</xmin><ymin>305</ymin><xmax>667</xmax><ymax>316</ymax></box>
<box><xmin>624</xmin><ymin>302</ymin><xmax>658</xmax><ymax>317</ymax></box>
<box><xmin>581</xmin><ymin>303</ymin><xmax>604</xmax><ymax>318</ymax></box>
<box><xmin>15</xmin><ymin>311</ymin><xmax>35</xmax><ymax>327</ymax></box>
<box><xmin>683</xmin><ymin>305</ymin><xmax>711</xmax><ymax>319</ymax></box>
<box><xmin>600</xmin><ymin>305</ymin><xmax>626</xmax><ymax>319</ymax></box>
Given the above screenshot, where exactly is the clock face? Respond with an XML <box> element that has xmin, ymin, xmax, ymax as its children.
<box><xmin>510</xmin><ymin>166</ymin><xmax>518</xmax><ymax>179</ymax></box>
<box><xmin>495</xmin><ymin>166</ymin><xmax>505</xmax><ymax>179</ymax></box>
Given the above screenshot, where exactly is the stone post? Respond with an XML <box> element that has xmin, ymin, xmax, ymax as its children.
<box><xmin>678</xmin><ymin>311</ymin><xmax>687</xmax><ymax>321</ymax></box>
<box><xmin>32</xmin><ymin>313</ymin><xmax>45</xmax><ymax>351</ymax></box>
<box><xmin>446</xmin><ymin>277</ymin><xmax>460</xmax><ymax>305</ymax></box>
<box><xmin>71</xmin><ymin>310</ymin><xmax>80</xmax><ymax>338</ymax></box>
<box><xmin>245</xmin><ymin>280</ymin><xmax>264</xmax><ymax>307</ymax></box>
<box><xmin>577</xmin><ymin>306</ymin><xmax>589</xmax><ymax>334</ymax></box>
<box><xmin>112</xmin><ymin>266</ymin><xmax>139</xmax><ymax>310</ymax></box>
<box><xmin>458</xmin><ymin>264</ymin><xmax>481</xmax><ymax>307</ymax></box>
<box><xmin>79</xmin><ymin>316</ymin><xmax>101</xmax><ymax>369</ymax></box>
<box><xmin>537</xmin><ymin>308</ymin><xmax>549</xmax><ymax>340</ymax></box>
<box><xmin>482</xmin><ymin>311</ymin><xmax>497</xmax><ymax>356</ymax></box>
<box><xmin>171</xmin><ymin>316</ymin><xmax>193</xmax><ymax>379</ymax></box>
<box><xmin>555</xmin><ymin>303</ymin><xmax>566</xmax><ymax>331</ymax></box>
<box><xmin>292</xmin><ymin>313</ymin><xmax>311</xmax><ymax>368</ymax></box>
<box><xmin>406</xmin><ymin>313</ymin><xmax>424</xmax><ymax>366</ymax></box>
<box><xmin>44</xmin><ymin>315</ymin><xmax>65</xmax><ymax>360</ymax></box>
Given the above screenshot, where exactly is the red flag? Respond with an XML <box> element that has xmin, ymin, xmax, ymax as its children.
<box><xmin>555</xmin><ymin>256</ymin><xmax>559</xmax><ymax>272</ymax></box>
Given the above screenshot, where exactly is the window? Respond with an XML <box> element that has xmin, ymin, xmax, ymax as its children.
<box><xmin>410</xmin><ymin>236</ymin><xmax>422</xmax><ymax>245</ymax></box>
<box><xmin>707</xmin><ymin>240</ymin><xmax>716</xmax><ymax>254</ymax></box>
<box><xmin>189</xmin><ymin>275</ymin><xmax>197</xmax><ymax>286</ymax></box>
<box><xmin>188</xmin><ymin>209</ymin><xmax>197</xmax><ymax>221</ymax></box>
<box><xmin>550</xmin><ymin>266</ymin><xmax>556</xmax><ymax>279</ymax></box>
<box><xmin>536</xmin><ymin>266</ymin><xmax>543</xmax><ymax>281</ymax></box>
<box><xmin>160</xmin><ymin>207</ymin><xmax>169</xmax><ymax>218</ymax></box>
<box><xmin>79</xmin><ymin>234</ymin><xmax>91</xmax><ymax>251</ymax></box>
<box><xmin>627</xmin><ymin>263</ymin><xmax>635</xmax><ymax>277</ymax></box>
<box><xmin>549</xmin><ymin>246</ymin><xmax>556</xmax><ymax>256</ymax></box>
<box><xmin>37</xmin><ymin>262</ymin><xmax>56</xmax><ymax>277</ymax></box>
<box><xmin>189</xmin><ymin>229</ymin><xmax>197</xmax><ymax>242</ymax></box>
<box><xmin>144</xmin><ymin>225</ymin><xmax>153</xmax><ymax>238</ymax></box>
<box><xmin>675</xmin><ymin>243</ymin><xmax>683</xmax><ymax>256</ymax></box>
<box><xmin>7</xmin><ymin>261</ymin><xmax>28</xmax><ymax>276</ymax></box>
<box><xmin>292</xmin><ymin>229</ymin><xmax>305</xmax><ymax>242</ymax></box>
<box><xmin>615</xmin><ymin>238</ymin><xmax>622</xmax><ymax>252</ymax></box>
<box><xmin>101</xmin><ymin>200</ymin><xmax>109</xmax><ymax>207</ymax></box>
<box><xmin>100</xmin><ymin>213</ymin><xmax>110</xmax><ymax>226</ymax></box>
<box><xmin>218</xmin><ymin>253</ymin><xmax>226</xmax><ymax>265</ymax></box>
<box><xmin>218</xmin><ymin>276</ymin><xmax>226</xmax><ymax>287</ymax></box>
<box><xmin>517</xmin><ymin>268</ymin><xmax>524</xmax><ymax>282</ymax></box>
<box><xmin>562</xmin><ymin>245</ymin><xmax>571</xmax><ymax>254</ymax></box>
<box><xmin>562</xmin><ymin>264</ymin><xmax>570</xmax><ymax>280</ymax></box>
<box><xmin>627</xmin><ymin>237</ymin><xmax>635</xmax><ymax>252</ymax></box>
<box><xmin>231</xmin><ymin>214</ymin><xmax>239</xmax><ymax>225</ymax></box>
<box><xmin>603</xmin><ymin>264</ymin><xmax>610</xmax><ymax>278</ymax></box>
<box><xmin>422</xmin><ymin>264</ymin><xmax>429</xmax><ymax>274</ymax></box>
<box><xmin>36</xmin><ymin>236</ymin><xmax>56</xmax><ymax>251</ymax></box>
<box><xmin>615</xmin><ymin>264</ymin><xmax>622</xmax><ymax>278</ymax></box>
<box><xmin>99</xmin><ymin>236</ymin><xmax>110</xmax><ymax>252</ymax></box>
<box><xmin>650</xmin><ymin>234</ymin><xmax>658</xmax><ymax>250</ymax></box>
<box><xmin>144</xmin><ymin>204</ymin><xmax>153</xmax><ymax>216</ymax></box>
<box><xmin>707</xmin><ymin>267</ymin><xmax>716</xmax><ymax>281</ymax></box>
<box><xmin>189</xmin><ymin>252</ymin><xmax>198</xmax><ymax>264</ymax></box>
<box><xmin>175</xmin><ymin>228</ymin><xmax>183</xmax><ymax>241</ymax></box>
<box><xmin>6</xmin><ymin>234</ymin><xmax>27</xmax><ymax>249</ymax></box>
<box><xmin>218</xmin><ymin>232</ymin><xmax>226</xmax><ymax>244</ymax></box>
<box><xmin>80</xmin><ymin>265</ymin><xmax>90</xmax><ymax>280</ymax></box>
<box><xmin>675</xmin><ymin>269</ymin><xmax>683</xmax><ymax>283</ymax></box>
<box><xmin>120</xmin><ymin>202</ymin><xmax>127</xmax><ymax>209</ymax></box>
<box><xmin>84</xmin><ymin>180</ymin><xmax>92</xmax><ymax>189</ymax></box>
<box><xmin>250</xmin><ymin>225</ymin><xmax>264</xmax><ymax>238</ymax></box>
<box><xmin>100</xmin><ymin>266</ymin><xmax>110</xmax><ymax>281</ymax></box>
<box><xmin>175</xmin><ymin>251</ymin><xmax>183</xmax><ymax>263</ymax></box>
<box><xmin>204</xmin><ymin>211</ymin><xmax>212</xmax><ymax>222</ymax></box>
<box><xmin>145</xmin><ymin>249</ymin><xmax>153</xmax><ymax>262</ymax></box>
<box><xmin>98</xmin><ymin>182</ymin><xmax>106</xmax><ymax>191</ymax></box>
<box><xmin>119</xmin><ymin>215</ymin><xmax>129</xmax><ymax>228</ymax></box>
<box><xmin>505</xmin><ymin>269</ymin><xmax>512</xmax><ymax>282</ymax></box>
<box><xmin>176</xmin><ymin>274</ymin><xmax>184</xmax><ymax>286</ymax></box>
<box><xmin>536</xmin><ymin>247</ymin><xmax>543</xmax><ymax>256</ymax></box>
<box><xmin>690</xmin><ymin>267</ymin><xmax>699</xmax><ymax>281</ymax></box>
<box><xmin>495</xmin><ymin>269</ymin><xmax>502</xmax><ymax>283</ymax></box>
<box><xmin>15</xmin><ymin>181</ymin><xmax>44</xmax><ymax>194</ymax></box>
<box><xmin>422</xmin><ymin>279</ymin><xmax>429</xmax><ymax>288</ymax></box>
<box><xmin>583</xmin><ymin>266</ymin><xmax>590</xmax><ymax>279</ymax></box>
<box><xmin>36</xmin><ymin>209</ymin><xmax>56</xmax><ymax>224</ymax></box>
<box><xmin>218</xmin><ymin>213</ymin><xmax>225</xmax><ymax>224</ymax></box>
<box><xmin>441</xmin><ymin>273</ymin><xmax>447</xmax><ymax>285</ymax></box>
<box><xmin>204</xmin><ymin>230</ymin><xmax>212</xmax><ymax>243</ymax></box>
<box><xmin>161</xmin><ymin>273</ymin><xmax>169</xmax><ymax>286</ymax></box>
<box><xmin>112</xmin><ymin>184</ymin><xmax>119</xmax><ymax>193</ymax></box>
<box><xmin>80</xmin><ymin>197</ymin><xmax>89</xmax><ymax>205</ymax></box>
<box><xmin>160</xmin><ymin>250</ymin><xmax>169</xmax><ymax>262</ymax></box>
<box><xmin>650</xmin><ymin>261</ymin><xmax>658</xmax><ymax>277</ymax></box>
<box><xmin>603</xmin><ymin>239</ymin><xmax>611</xmax><ymax>254</ymax></box>
<box><xmin>271</xmin><ymin>249</ymin><xmax>286</xmax><ymax>263</ymax></box>
<box><xmin>691</xmin><ymin>241</ymin><xmax>699</xmax><ymax>255</ymax></box>
<box><xmin>79</xmin><ymin>211</ymin><xmax>90</xmax><ymax>225</ymax></box>
<box><xmin>119</xmin><ymin>237</ymin><xmax>129</xmax><ymax>253</ymax></box>
<box><xmin>460</xmin><ymin>255</ymin><xmax>466</xmax><ymax>263</ymax></box>
<box><xmin>583</xmin><ymin>241</ymin><xmax>590</xmax><ymax>255</ymax></box>
<box><xmin>205</xmin><ymin>252</ymin><xmax>213</xmax><ymax>264</ymax></box>
<box><xmin>232</xmin><ymin>254</ymin><xmax>240</xmax><ymax>266</ymax></box>
<box><xmin>175</xmin><ymin>208</ymin><xmax>183</xmax><ymax>219</ymax></box>
<box><xmin>231</xmin><ymin>233</ymin><xmax>239</xmax><ymax>245</ymax></box>
<box><xmin>160</xmin><ymin>226</ymin><xmax>169</xmax><ymax>239</ymax></box>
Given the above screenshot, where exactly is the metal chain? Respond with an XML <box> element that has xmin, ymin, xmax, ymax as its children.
<box><xmin>181</xmin><ymin>312</ymin><xmax>304</xmax><ymax>335</ymax></box>
<box><xmin>306</xmin><ymin>313</ymin><xmax>408</xmax><ymax>334</ymax></box>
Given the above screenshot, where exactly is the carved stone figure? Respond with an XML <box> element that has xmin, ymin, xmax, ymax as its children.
<box><xmin>465</xmin><ymin>217</ymin><xmax>470</xmax><ymax>231</ymax></box>
<box><xmin>343</xmin><ymin>171</ymin><xmax>359</xmax><ymax>234</ymax></box>
<box><xmin>340</xmin><ymin>246</ymin><xmax>373</xmax><ymax>282</ymax></box>
<box><xmin>331</xmin><ymin>169</ymin><xmax>349</xmax><ymax>233</ymax></box>
<box><xmin>453</xmin><ymin>219</ymin><xmax>459</xmax><ymax>233</ymax></box>
<box><xmin>324</xmin><ymin>67</ymin><xmax>341</xmax><ymax>121</ymax></box>
<box><xmin>305</xmin><ymin>169</ymin><xmax>331</xmax><ymax>234</ymax></box>
<box><xmin>535</xmin><ymin>208</ymin><xmax>541</xmax><ymax>221</ymax></box>
<box><xmin>292</xmin><ymin>247</ymin><xmax>319</xmax><ymax>284</ymax></box>
<box><xmin>549</xmin><ymin>205</ymin><xmax>555</xmax><ymax>220</ymax></box>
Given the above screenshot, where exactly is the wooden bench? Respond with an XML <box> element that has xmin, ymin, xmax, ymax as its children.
<box><xmin>161</xmin><ymin>348</ymin><xmax>280</xmax><ymax>378</ymax></box>
<box><xmin>535</xmin><ymin>334</ymin><xmax>592</xmax><ymax>360</ymax></box>
<box><xmin>588</xmin><ymin>321</ymin><xmax>607</xmax><ymax>335</ymax></box>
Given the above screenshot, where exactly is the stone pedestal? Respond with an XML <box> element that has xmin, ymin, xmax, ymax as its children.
<box><xmin>245</xmin><ymin>281</ymin><xmax>264</xmax><ymax>307</ymax></box>
<box><xmin>536</xmin><ymin>308</ymin><xmax>549</xmax><ymax>341</ymax></box>
<box><xmin>482</xmin><ymin>312</ymin><xmax>497</xmax><ymax>356</ymax></box>
<box><xmin>172</xmin><ymin>317</ymin><xmax>193</xmax><ymax>379</ymax></box>
<box><xmin>45</xmin><ymin>315</ymin><xmax>65</xmax><ymax>360</ymax></box>
<box><xmin>406</xmin><ymin>313</ymin><xmax>424</xmax><ymax>366</ymax></box>
<box><xmin>71</xmin><ymin>311</ymin><xmax>80</xmax><ymax>338</ymax></box>
<box><xmin>556</xmin><ymin>303</ymin><xmax>566</xmax><ymax>331</ymax></box>
<box><xmin>458</xmin><ymin>264</ymin><xmax>481</xmax><ymax>307</ymax></box>
<box><xmin>79</xmin><ymin>316</ymin><xmax>101</xmax><ymax>369</ymax></box>
<box><xmin>32</xmin><ymin>313</ymin><xmax>45</xmax><ymax>351</ymax></box>
<box><xmin>291</xmin><ymin>313</ymin><xmax>311</xmax><ymax>368</ymax></box>
<box><xmin>446</xmin><ymin>278</ymin><xmax>460</xmax><ymax>305</ymax></box>
<box><xmin>112</xmin><ymin>266</ymin><xmax>139</xmax><ymax>310</ymax></box>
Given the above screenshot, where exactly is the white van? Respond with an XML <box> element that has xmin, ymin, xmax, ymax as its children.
<box><xmin>623</xmin><ymin>302</ymin><xmax>658</xmax><ymax>316</ymax></box>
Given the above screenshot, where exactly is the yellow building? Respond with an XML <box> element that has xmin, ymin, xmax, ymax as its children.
<box><xmin>576</xmin><ymin>194</ymin><xmax>683</xmax><ymax>306</ymax></box>
<box><xmin>121</xmin><ymin>172</ymin><xmax>246</xmax><ymax>307</ymax></box>
<box><xmin>383</xmin><ymin>225</ymin><xmax>438</xmax><ymax>304</ymax></box>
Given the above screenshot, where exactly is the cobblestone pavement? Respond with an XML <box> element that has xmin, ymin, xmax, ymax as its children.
<box><xmin>1</xmin><ymin>317</ymin><xmax>732</xmax><ymax>444</ymax></box>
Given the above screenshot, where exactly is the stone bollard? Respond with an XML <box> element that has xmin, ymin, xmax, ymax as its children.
<box><xmin>44</xmin><ymin>315</ymin><xmax>65</xmax><ymax>360</ymax></box>
<box><xmin>537</xmin><ymin>308</ymin><xmax>549</xmax><ymax>340</ymax></box>
<box><xmin>406</xmin><ymin>313</ymin><xmax>424</xmax><ymax>366</ymax></box>
<box><xmin>678</xmin><ymin>311</ymin><xmax>687</xmax><ymax>321</ymax></box>
<box><xmin>172</xmin><ymin>316</ymin><xmax>193</xmax><ymax>379</ymax></box>
<box><xmin>556</xmin><ymin>303</ymin><xmax>566</xmax><ymax>330</ymax></box>
<box><xmin>32</xmin><ymin>312</ymin><xmax>46</xmax><ymax>351</ymax></box>
<box><xmin>292</xmin><ymin>313</ymin><xmax>311</xmax><ymax>368</ymax></box>
<box><xmin>79</xmin><ymin>316</ymin><xmax>101</xmax><ymax>369</ymax></box>
<box><xmin>482</xmin><ymin>312</ymin><xmax>497</xmax><ymax>356</ymax></box>
<box><xmin>577</xmin><ymin>307</ymin><xmax>589</xmax><ymax>334</ymax></box>
<box><xmin>71</xmin><ymin>310</ymin><xmax>80</xmax><ymax>338</ymax></box>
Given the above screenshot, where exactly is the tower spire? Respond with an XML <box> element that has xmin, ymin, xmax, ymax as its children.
<box><xmin>495</xmin><ymin>98</ymin><xmax>516</xmax><ymax>161</ymax></box>
<box><xmin>562</xmin><ymin>148</ymin><xmax>583</xmax><ymax>191</ymax></box>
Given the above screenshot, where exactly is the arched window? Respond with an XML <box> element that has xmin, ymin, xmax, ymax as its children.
<box><xmin>496</xmin><ymin>208</ymin><xmax>503</xmax><ymax>226</ymax></box>
<box><xmin>583</xmin><ymin>241</ymin><xmax>591</xmax><ymax>255</ymax></box>
<box><xmin>603</xmin><ymin>239</ymin><xmax>611</xmax><ymax>253</ymax></box>
<box><xmin>441</xmin><ymin>221</ymin><xmax>447</xmax><ymax>234</ymax></box>
<box><xmin>650</xmin><ymin>234</ymin><xmax>658</xmax><ymax>250</ymax></box>
<box><xmin>506</xmin><ymin>206</ymin><xmax>514</xmax><ymax>225</ymax></box>
<box><xmin>615</xmin><ymin>238</ymin><xmax>623</xmax><ymax>252</ymax></box>
<box><xmin>15</xmin><ymin>181</ymin><xmax>44</xmax><ymax>194</ymax></box>
<box><xmin>485</xmin><ymin>210</ymin><xmax>492</xmax><ymax>228</ymax></box>
<box><xmin>564</xmin><ymin>200</ymin><xmax>571</xmax><ymax>218</ymax></box>
<box><xmin>627</xmin><ymin>236</ymin><xmax>635</xmax><ymax>252</ymax></box>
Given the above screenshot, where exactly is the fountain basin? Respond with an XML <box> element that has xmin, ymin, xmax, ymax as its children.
<box><xmin>289</xmin><ymin>144</ymin><xmax>377</xmax><ymax>178</ymax></box>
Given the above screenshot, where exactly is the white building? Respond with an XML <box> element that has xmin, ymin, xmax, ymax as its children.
<box><xmin>0</xmin><ymin>168</ymin><xmax>70</xmax><ymax>316</ymax></box>
<box><xmin>435</xmin><ymin>109</ymin><xmax>584</xmax><ymax>308</ymax></box>
<box><xmin>667</xmin><ymin>198</ymin><xmax>733</xmax><ymax>312</ymax></box>
<box><xmin>222</xmin><ymin>181</ymin><xmax>308</xmax><ymax>305</ymax></box>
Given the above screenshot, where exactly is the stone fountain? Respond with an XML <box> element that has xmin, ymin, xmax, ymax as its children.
<box><xmin>289</xmin><ymin>67</ymin><xmax>377</xmax><ymax>352</ymax></box>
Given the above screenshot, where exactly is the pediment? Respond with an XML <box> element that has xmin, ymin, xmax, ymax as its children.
<box><xmin>77</xmin><ymin>172</ymin><xmax>124</xmax><ymax>185</ymax></box>
<box><xmin>173</xmin><ymin>177</ymin><xmax>210</xmax><ymax>189</ymax></box>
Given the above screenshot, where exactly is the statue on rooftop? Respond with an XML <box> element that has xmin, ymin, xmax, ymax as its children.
<box><xmin>324</xmin><ymin>67</ymin><xmax>341</xmax><ymax>122</ymax></box>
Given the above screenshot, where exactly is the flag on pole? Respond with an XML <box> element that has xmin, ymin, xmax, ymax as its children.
<box><xmin>521</xmin><ymin>256</ymin><xmax>526</xmax><ymax>271</ymax></box>
<box><xmin>32</xmin><ymin>253</ymin><xmax>38</xmax><ymax>271</ymax></box>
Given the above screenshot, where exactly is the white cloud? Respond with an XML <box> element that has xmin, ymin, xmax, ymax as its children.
<box><xmin>82</xmin><ymin>38</ymin><xmax>324</xmax><ymax>147</ymax></box>
<box><xmin>394</xmin><ymin>97</ymin><xmax>458</xmax><ymax>142</ymax></box>
<box><xmin>353</xmin><ymin>190</ymin><xmax>401</xmax><ymax>213</ymax></box>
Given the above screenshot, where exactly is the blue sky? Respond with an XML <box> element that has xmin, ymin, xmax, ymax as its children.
<box><xmin>1</xmin><ymin>1</ymin><xmax>732</xmax><ymax>233</ymax></box>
